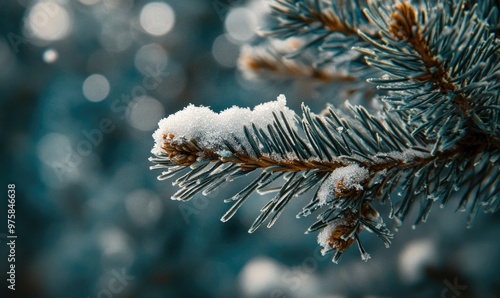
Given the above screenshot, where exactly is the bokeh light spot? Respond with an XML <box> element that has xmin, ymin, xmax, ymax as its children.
<box><xmin>139</xmin><ymin>2</ymin><xmax>175</xmax><ymax>36</ymax></box>
<box><xmin>43</xmin><ymin>48</ymin><xmax>58</xmax><ymax>63</ymax></box>
<box><xmin>100</xmin><ymin>20</ymin><xmax>133</xmax><ymax>52</ymax></box>
<box><xmin>98</xmin><ymin>228</ymin><xmax>133</xmax><ymax>263</ymax></box>
<box><xmin>134</xmin><ymin>43</ymin><xmax>168</xmax><ymax>75</ymax></box>
<box><xmin>125</xmin><ymin>189</ymin><xmax>163</xmax><ymax>227</ymax></box>
<box><xmin>82</xmin><ymin>74</ymin><xmax>110</xmax><ymax>102</ymax></box>
<box><xmin>36</xmin><ymin>133</ymin><xmax>72</xmax><ymax>166</ymax></box>
<box><xmin>224</xmin><ymin>8</ymin><xmax>257</xmax><ymax>43</ymax></box>
<box><xmin>398</xmin><ymin>239</ymin><xmax>437</xmax><ymax>283</ymax></box>
<box><xmin>26</xmin><ymin>2</ymin><xmax>71</xmax><ymax>41</ymax></box>
<box><xmin>239</xmin><ymin>257</ymin><xmax>283</xmax><ymax>296</ymax></box>
<box><xmin>127</xmin><ymin>96</ymin><xmax>165</xmax><ymax>131</ymax></box>
<box><xmin>212</xmin><ymin>34</ymin><xmax>240</xmax><ymax>67</ymax></box>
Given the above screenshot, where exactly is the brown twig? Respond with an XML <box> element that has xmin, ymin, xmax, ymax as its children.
<box><xmin>306</xmin><ymin>5</ymin><xmax>357</xmax><ymax>36</ymax></box>
<box><xmin>161</xmin><ymin>126</ymin><xmax>499</xmax><ymax>198</ymax></box>
<box><xmin>389</xmin><ymin>2</ymin><xmax>470</xmax><ymax>113</ymax></box>
<box><xmin>163</xmin><ymin>134</ymin><xmax>462</xmax><ymax>175</ymax></box>
<box><xmin>238</xmin><ymin>46</ymin><xmax>357</xmax><ymax>83</ymax></box>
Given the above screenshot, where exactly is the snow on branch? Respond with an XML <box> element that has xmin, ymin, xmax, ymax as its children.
<box><xmin>317</xmin><ymin>164</ymin><xmax>369</xmax><ymax>205</ymax></box>
<box><xmin>152</xmin><ymin>94</ymin><xmax>297</xmax><ymax>157</ymax></box>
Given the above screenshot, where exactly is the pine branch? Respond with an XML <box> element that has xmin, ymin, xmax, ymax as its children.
<box><xmin>262</xmin><ymin>0</ymin><xmax>380</xmax><ymax>79</ymax></box>
<box><xmin>150</xmin><ymin>0</ymin><xmax>500</xmax><ymax>263</ymax></box>
<box><xmin>238</xmin><ymin>43</ymin><xmax>357</xmax><ymax>83</ymax></box>
<box><xmin>150</xmin><ymin>94</ymin><xmax>499</xmax><ymax>262</ymax></box>
<box><xmin>359</xmin><ymin>1</ymin><xmax>500</xmax><ymax>151</ymax></box>
<box><xmin>265</xmin><ymin>0</ymin><xmax>360</xmax><ymax>38</ymax></box>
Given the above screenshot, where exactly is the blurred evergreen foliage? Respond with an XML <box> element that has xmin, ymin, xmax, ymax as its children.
<box><xmin>1</xmin><ymin>1</ymin><xmax>500</xmax><ymax>297</ymax></box>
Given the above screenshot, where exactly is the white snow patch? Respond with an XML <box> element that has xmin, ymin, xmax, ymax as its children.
<box><xmin>361</xmin><ymin>252</ymin><xmax>371</xmax><ymax>262</ymax></box>
<box><xmin>385</xmin><ymin>147</ymin><xmax>430</xmax><ymax>162</ymax></box>
<box><xmin>151</xmin><ymin>94</ymin><xmax>296</xmax><ymax>155</ymax></box>
<box><xmin>317</xmin><ymin>164</ymin><xmax>369</xmax><ymax>205</ymax></box>
<box><xmin>317</xmin><ymin>219</ymin><xmax>346</xmax><ymax>255</ymax></box>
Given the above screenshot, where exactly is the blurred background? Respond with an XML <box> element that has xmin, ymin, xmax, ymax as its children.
<box><xmin>0</xmin><ymin>0</ymin><xmax>499</xmax><ymax>297</ymax></box>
